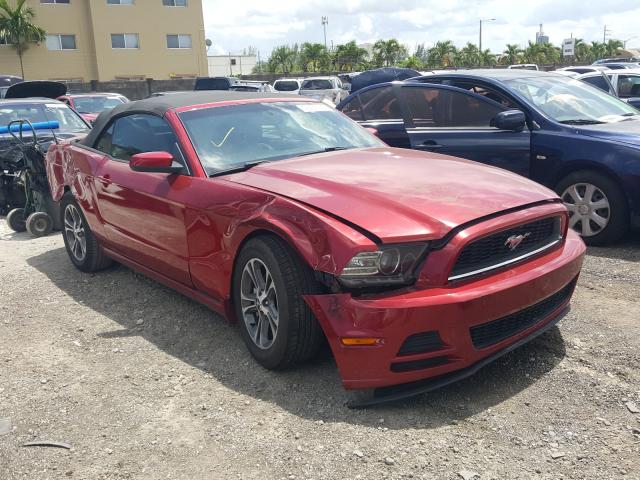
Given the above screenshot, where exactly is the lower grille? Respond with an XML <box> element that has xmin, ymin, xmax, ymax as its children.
<box><xmin>397</xmin><ymin>331</ymin><xmax>444</xmax><ymax>356</ymax></box>
<box><xmin>449</xmin><ymin>216</ymin><xmax>561</xmax><ymax>281</ymax></box>
<box><xmin>470</xmin><ymin>279</ymin><xmax>576</xmax><ymax>349</ymax></box>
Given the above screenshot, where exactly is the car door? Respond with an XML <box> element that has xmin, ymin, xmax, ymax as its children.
<box><xmin>91</xmin><ymin>113</ymin><xmax>193</xmax><ymax>285</ymax></box>
<box><xmin>340</xmin><ymin>85</ymin><xmax>411</xmax><ymax>149</ymax></box>
<box><xmin>400</xmin><ymin>84</ymin><xmax>532</xmax><ymax>177</ymax></box>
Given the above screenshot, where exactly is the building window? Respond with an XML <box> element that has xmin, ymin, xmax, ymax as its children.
<box><xmin>107</xmin><ymin>0</ymin><xmax>134</xmax><ymax>4</ymax></box>
<box><xmin>162</xmin><ymin>0</ymin><xmax>187</xmax><ymax>6</ymax></box>
<box><xmin>40</xmin><ymin>0</ymin><xmax>70</xmax><ymax>4</ymax></box>
<box><xmin>166</xmin><ymin>34</ymin><xmax>192</xmax><ymax>49</ymax></box>
<box><xmin>111</xmin><ymin>33</ymin><xmax>139</xmax><ymax>49</ymax></box>
<box><xmin>230</xmin><ymin>58</ymin><xmax>236</xmax><ymax>65</ymax></box>
<box><xmin>46</xmin><ymin>34</ymin><xmax>77</xmax><ymax>50</ymax></box>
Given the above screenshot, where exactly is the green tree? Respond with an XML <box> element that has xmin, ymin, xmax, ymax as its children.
<box><xmin>0</xmin><ymin>0</ymin><xmax>46</xmax><ymax>79</ymax></box>
<box><xmin>503</xmin><ymin>43</ymin><xmax>522</xmax><ymax>65</ymax></box>
<box><xmin>590</xmin><ymin>41</ymin><xmax>607</xmax><ymax>62</ymax></box>
<box><xmin>299</xmin><ymin>42</ymin><xmax>327</xmax><ymax>72</ymax></box>
<box><xmin>414</xmin><ymin>43</ymin><xmax>429</xmax><ymax>65</ymax></box>
<box><xmin>267</xmin><ymin>45</ymin><xmax>298</xmax><ymax>74</ymax></box>
<box><xmin>458</xmin><ymin>42</ymin><xmax>480</xmax><ymax>67</ymax></box>
<box><xmin>605</xmin><ymin>39</ymin><xmax>623</xmax><ymax>57</ymax></box>
<box><xmin>427</xmin><ymin>40</ymin><xmax>457</xmax><ymax>67</ymax></box>
<box><xmin>372</xmin><ymin>39</ymin><xmax>408</xmax><ymax>67</ymax></box>
<box><xmin>479</xmin><ymin>48</ymin><xmax>496</xmax><ymax>67</ymax></box>
<box><xmin>333</xmin><ymin>41</ymin><xmax>368</xmax><ymax>71</ymax></box>
<box><xmin>399</xmin><ymin>55</ymin><xmax>423</xmax><ymax>70</ymax></box>
<box><xmin>574</xmin><ymin>38</ymin><xmax>593</xmax><ymax>63</ymax></box>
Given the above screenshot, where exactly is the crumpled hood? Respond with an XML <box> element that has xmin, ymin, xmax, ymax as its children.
<box><xmin>576</xmin><ymin>119</ymin><xmax>640</xmax><ymax>147</ymax></box>
<box><xmin>226</xmin><ymin>147</ymin><xmax>559</xmax><ymax>242</ymax></box>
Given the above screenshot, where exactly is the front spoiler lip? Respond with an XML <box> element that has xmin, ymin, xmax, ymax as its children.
<box><xmin>347</xmin><ymin>305</ymin><xmax>570</xmax><ymax>409</ymax></box>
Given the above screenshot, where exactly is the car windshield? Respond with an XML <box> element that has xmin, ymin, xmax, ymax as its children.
<box><xmin>274</xmin><ymin>81</ymin><xmax>299</xmax><ymax>91</ymax></box>
<box><xmin>73</xmin><ymin>96</ymin><xmax>125</xmax><ymax>114</ymax></box>
<box><xmin>179</xmin><ymin>101</ymin><xmax>382</xmax><ymax>175</ymax></box>
<box><xmin>301</xmin><ymin>79</ymin><xmax>333</xmax><ymax>90</ymax></box>
<box><xmin>0</xmin><ymin>102</ymin><xmax>89</xmax><ymax>134</ymax></box>
<box><xmin>504</xmin><ymin>75</ymin><xmax>638</xmax><ymax>123</ymax></box>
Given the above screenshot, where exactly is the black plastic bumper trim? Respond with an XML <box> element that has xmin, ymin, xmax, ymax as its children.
<box><xmin>347</xmin><ymin>305</ymin><xmax>569</xmax><ymax>409</ymax></box>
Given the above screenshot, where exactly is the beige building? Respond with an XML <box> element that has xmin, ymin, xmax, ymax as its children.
<box><xmin>0</xmin><ymin>0</ymin><xmax>208</xmax><ymax>82</ymax></box>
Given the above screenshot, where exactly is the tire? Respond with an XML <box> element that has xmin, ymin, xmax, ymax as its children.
<box><xmin>233</xmin><ymin>235</ymin><xmax>325</xmax><ymax>370</ymax></box>
<box><xmin>61</xmin><ymin>193</ymin><xmax>113</xmax><ymax>272</ymax></box>
<box><xmin>6</xmin><ymin>208</ymin><xmax>26</xmax><ymax>232</ymax></box>
<box><xmin>556</xmin><ymin>170</ymin><xmax>629</xmax><ymax>246</ymax></box>
<box><xmin>26</xmin><ymin>212</ymin><xmax>53</xmax><ymax>237</ymax></box>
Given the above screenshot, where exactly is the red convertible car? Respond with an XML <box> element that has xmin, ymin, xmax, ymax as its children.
<box><xmin>46</xmin><ymin>92</ymin><xmax>586</xmax><ymax>405</ymax></box>
<box><xmin>57</xmin><ymin>93</ymin><xmax>128</xmax><ymax>124</ymax></box>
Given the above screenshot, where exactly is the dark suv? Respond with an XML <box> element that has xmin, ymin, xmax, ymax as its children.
<box><xmin>194</xmin><ymin>77</ymin><xmax>240</xmax><ymax>91</ymax></box>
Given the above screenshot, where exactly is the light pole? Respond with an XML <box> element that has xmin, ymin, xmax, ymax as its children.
<box><xmin>479</xmin><ymin>18</ymin><xmax>495</xmax><ymax>52</ymax></box>
<box><xmin>321</xmin><ymin>16</ymin><xmax>328</xmax><ymax>50</ymax></box>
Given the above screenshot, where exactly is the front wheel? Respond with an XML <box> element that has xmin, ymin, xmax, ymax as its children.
<box><xmin>26</xmin><ymin>212</ymin><xmax>53</xmax><ymax>237</ymax></box>
<box><xmin>557</xmin><ymin>170</ymin><xmax>628</xmax><ymax>246</ymax></box>
<box><xmin>6</xmin><ymin>208</ymin><xmax>26</xmax><ymax>232</ymax></box>
<box><xmin>233</xmin><ymin>236</ymin><xmax>325</xmax><ymax>370</ymax></box>
<box><xmin>61</xmin><ymin>193</ymin><xmax>113</xmax><ymax>272</ymax></box>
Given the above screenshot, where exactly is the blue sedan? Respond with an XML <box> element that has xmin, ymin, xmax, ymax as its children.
<box><xmin>337</xmin><ymin>70</ymin><xmax>640</xmax><ymax>245</ymax></box>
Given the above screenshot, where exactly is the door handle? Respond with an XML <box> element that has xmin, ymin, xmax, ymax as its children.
<box><xmin>419</xmin><ymin>140</ymin><xmax>442</xmax><ymax>150</ymax></box>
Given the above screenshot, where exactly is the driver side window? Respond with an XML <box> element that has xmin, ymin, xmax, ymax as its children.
<box><xmin>94</xmin><ymin>114</ymin><xmax>183</xmax><ymax>163</ymax></box>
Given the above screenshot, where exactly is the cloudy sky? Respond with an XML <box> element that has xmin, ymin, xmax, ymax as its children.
<box><xmin>201</xmin><ymin>0</ymin><xmax>640</xmax><ymax>57</ymax></box>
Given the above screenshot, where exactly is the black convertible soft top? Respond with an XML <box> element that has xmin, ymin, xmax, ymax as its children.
<box><xmin>80</xmin><ymin>91</ymin><xmax>300</xmax><ymax>147</ymax></box>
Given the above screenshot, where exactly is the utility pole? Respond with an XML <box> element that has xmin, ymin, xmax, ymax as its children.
<box><xmin>603</xmin><ymin>25</ymin><xmax>612</xmax><ymax>43</ymax></box>
<box><xmin>321</xmin><ymin>16</ymin><xmax>328</xmax><ymax>50</ymax></box>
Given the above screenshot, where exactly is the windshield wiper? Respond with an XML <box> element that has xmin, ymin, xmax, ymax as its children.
<box><xmin>296</xmin><ymin>146</ymin><xmax>352</xmax><ymax>157</ymax></box>
<box><xmin>559</xmin><ymin>119</ymin><xmax>605</xmax><ymax>125</ymax></box>
<box><xmin>209</xmin><ymin>160</ymin><xmax>270</xmax><ymax>177</ymax></box>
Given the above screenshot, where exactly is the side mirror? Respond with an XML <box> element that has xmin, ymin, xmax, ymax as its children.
<box><xmin>625</xmin><ymin>98</ymin><xmax>640</xmax><ymax>110</ymax></box>
<box><xmin>129</xmin><ymin>151</ymin><xmax>184</xmax><ymax>174</ymax></box>
<box><xmin>490</xmin><ymin>109</ymin><xmax>526</xmax><ymax>132</ymax></box>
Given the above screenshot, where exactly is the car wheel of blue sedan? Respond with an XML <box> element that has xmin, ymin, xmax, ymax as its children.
<box><xmin>557</xmin><ymin>170</ymin><xmax>629</xmax><ymax>245</ymax></box>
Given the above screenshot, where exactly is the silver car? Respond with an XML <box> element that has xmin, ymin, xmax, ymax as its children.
<box><xmin>298</xmin><ymin>76</ymin><xmax>348</xmax><ymax>105</ymax></box>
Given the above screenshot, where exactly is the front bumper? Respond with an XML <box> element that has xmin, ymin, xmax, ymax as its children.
<box><xmin>304</xmin><ymin>230</ymin><xmax>585</xmax><ymax>391</ymax></box>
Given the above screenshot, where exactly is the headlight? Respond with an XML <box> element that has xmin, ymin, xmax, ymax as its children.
<box><xmin>339</xmin><ymin>243</ymin><xmax>429</xmax><ymax>288</ymax></box>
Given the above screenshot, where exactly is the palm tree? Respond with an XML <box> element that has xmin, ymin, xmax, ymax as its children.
<box><xmin>574</xmin><ymin>38</ymin><xmax>592</xmax><ymax>63</ymax></box>
<box><xmin>479</xmin><ymin>48</ymin><xmax>496</xmax><ymax>67</ymax></box>
<box><xmin>300</xmin><ymin>42</ymin><xmax>326</xmax><ymax>72</ymax></box>
<box><xmin>0</xmin><ymin>0</ymin><xmax>46</xmax><ymax>79</ymax></box>
<box><xmin>268</xmin><ymin>45</ymin><xmax>297</xmax><ymax>74</ymax></box>
<box><xmin>522</xmin><ymin>41</ymin><xmax>544</xmax><ymax>64</ymax></box>
<box><xmin>428</xmin><ymin>40</ymin><xmax>457</xmax><ymax>67</ymax></box>
<box><xmin>399</xmin><ymin>55</ymin><xmax>423</xmax><ymax>70</ymax></box>
<box><xmin>458</xmin><ymin>42</ymin><xmax>480</xmax><ymax>67</ymax></box>
<box><xmin>605</xmin><ymin>39</ymin><xmax>623</xmax><ymax>57</ymax></box>
<box><xmin>333</xmin><ymin>41</ymin><xmax>368</xmax><ymax>71</ymax></box>
<box><xmin>503</xmin><ymin>44</ymin><xmax>521</xmax><ymax>65</ymax></box>
<box><xmin>372</xmin><ymin>39</ymin><xmax>407</xmax><ymax>67</ymax></box>
<box><xmin>590</xmin><ymin>41</ymin><xmax>607</xmax><ymax>62</ymax></box>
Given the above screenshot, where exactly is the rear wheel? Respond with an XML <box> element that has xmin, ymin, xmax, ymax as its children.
<box><xmin>557</xmin><ymin>170</ymin><xmax>628</xmax><ymax>245</ymax></box>
<box><xmin>6</xmin><ymin>208</ymin><xmax>26</xmax><ymax>232</ymax></box>
<box><xmin>26</xmin><ymin>212</ymin><xmax>53</xmax><ymax>237</ymax></box>
<box><xmin>233</xmin><ymin>236</ymin><xmax>325</xmax><ymax>370</ymax></box>
<box><xmin>61</xmin><ymin>193</ymin><xmax>113</xmax><ymax>272</ymax></box>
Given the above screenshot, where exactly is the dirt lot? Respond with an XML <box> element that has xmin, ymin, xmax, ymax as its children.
<box><xmin>0</xmin><ymin>221</ymin><xmax>638</xmax><ymax>480</ymax></box>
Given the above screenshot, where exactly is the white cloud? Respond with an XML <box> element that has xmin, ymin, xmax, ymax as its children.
<box><xmin>202</xmin><ymin>0</ymin><xmax>640</xmax><ymax>56</ymax></box>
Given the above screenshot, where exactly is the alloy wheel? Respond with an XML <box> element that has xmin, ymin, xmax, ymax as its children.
<box><xmin>240</xmin><ymin>258</ymin><xmax>279</xmax><ymax>350</ymax></box>
<box><xmin>561</xmin><ymin>182</ymin><xmax>610</xmax><ymax>237</ymax></box>
<box><xmin>64</xmin><ymin>204</ymin><xmax>87</xmax><ymax>262</ymax></box>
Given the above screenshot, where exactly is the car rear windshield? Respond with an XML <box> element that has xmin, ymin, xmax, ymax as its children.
<box><xmin>0</xmin><ymin>102</ymin><xmax>89</xmax><ymax>134</ymax></box>
<box><xmin>504</xmin><ymin>75</ymin><xmax>638</xmax><ymax>123</ymax></box>
<box><xmin>195</xmin><ymin>78</ymin><xmax>235</xmax><ymax>90</ymax></box>
<box><xmin>73</xmin><ymin>96</ymin><xmax>125</xmax><ymax>114</ymax></box>
<box><xmin>301</xmin><ymin>79</ymin><xmax>333</xmax><ymax>90</ymax></box>
<box><xmin>178</xmin><ymin>101</ymin><xmax>382</xmax><ymax>175</ymax></box>
<box><xmin>274</xmin><ymin>81</ymin><xmax>300</xmax><ymax>91</ymax></box>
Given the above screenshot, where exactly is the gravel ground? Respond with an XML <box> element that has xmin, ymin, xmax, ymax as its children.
<box><xmin>0</xmin><ymin>220</ymin><xmax>639</xmax><ymax>480</ymax></box>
